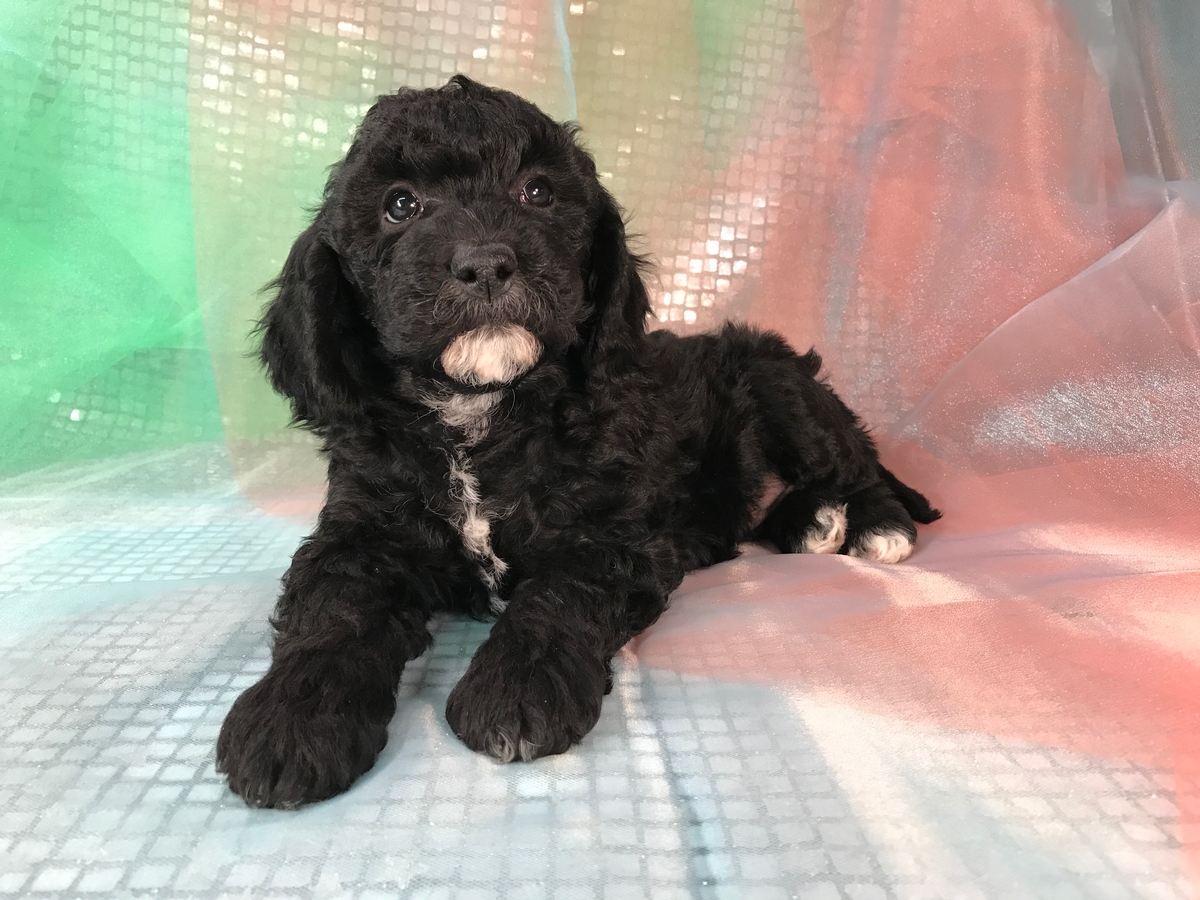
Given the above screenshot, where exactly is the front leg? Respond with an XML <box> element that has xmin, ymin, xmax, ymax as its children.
<box><xmin>445</xmin><ymin>573</ymin><xmax>665</xmax><ymax>762</ymax></box>
<box><xmin>217</xmin><ymin>479</ymin><xmax>486</xmax><ymax>808</ymax></box>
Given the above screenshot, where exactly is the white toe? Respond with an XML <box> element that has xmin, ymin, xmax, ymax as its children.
<box><xmin>800</xmin><ymin>504</ymin><xmax>848</xmax><ymax>554</ymax></box>
<box><xmin>849</xmin><ymin>530</ymin><xmax>913</xmax><ymax>564</ymax></box>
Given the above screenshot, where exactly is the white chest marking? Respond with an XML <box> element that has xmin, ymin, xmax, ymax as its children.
<box><xmin>445</xmin><ymin>450</ymin><xmax>509</xmax><ymax>613</ymax></box>
<box><xmin>422</xmin><ymin>391</ymin><xmax>500</xmax><ymax>445</ymax></box>
<box><xmin>422</xmin><ymin>391</ymin><xmax>509</xmax><ymax>611</ymax></box>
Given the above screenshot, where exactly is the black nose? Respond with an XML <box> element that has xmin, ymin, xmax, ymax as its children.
<box><xmin>450</xmin><ymin>243</ymin><xmax>517</xmax><ymax>298</ymax></box>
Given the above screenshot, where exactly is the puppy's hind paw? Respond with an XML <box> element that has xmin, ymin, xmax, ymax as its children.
<box><xmin>800</xmin><ymin>504</ymin><xmax>847</xmax><ymax>554</ymax></box>
<box><xmin>848</xmin><ymin>529</ymin><xmax>914</xmax><ymax>564</ymax></box>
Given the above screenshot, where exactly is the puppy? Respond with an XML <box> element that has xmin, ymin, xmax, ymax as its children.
<box><xmin>216</xmin><ymin>75</ymin><xmax>940</xmax><ymax>809</ymax></box>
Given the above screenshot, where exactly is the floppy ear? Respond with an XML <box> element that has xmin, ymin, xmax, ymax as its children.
<box><xmin>582</xmin><ymin>192</ymin><xmax>651</xmax><ymax>371</ymax></box>
<box><xmin>259</xmin><ymin>224</ymin><xmax>385</xmax><ymax>426</ymax></box>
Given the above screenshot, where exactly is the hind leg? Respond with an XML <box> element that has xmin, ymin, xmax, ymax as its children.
<box><xmin>758</xmin><ymin>479</ymin><xmax>918</xmax><ymax>563</ymax></box>
<box><xmin>723</xmin><ymin>324</ymin><xmax>938</xmax><ymax>561</ymax></box>
<box><xmin>755</xmin><ymin>489</ymin><xmax>848</xmax><ymax>555</ymax></box>
<box><xmin>841</xmin><ymin>480</ymin><xmax>918</xmax><ymax>563</ymax></box>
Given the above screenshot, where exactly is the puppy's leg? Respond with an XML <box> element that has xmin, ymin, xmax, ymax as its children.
<box><xmin>839</xmin><ymin>465</ymin><xmax>940</xmax><ymax>563</ymax></box>
<box><xmin>878</xmin><ymin>463</ymin><xmax>942</xmax><ymax>525</ymax></box>
<box><xmin>839</xmin><ymin>477</ymin><xmax>919</xmax><ymax>562</ymax></box>
<box><xmin>758</xmin><ymin>466</ymin><xmax>940</xmax><ymax>562</ymax></box>
<box><xmin>731</xmin><ymin>327</ymin><xmax>938</xmax><ymax>560</ymax></box>
<box><xmin>737</xmin><ymin>333</ymin><xmax>877</xmax><ymax>553</ymax></box>
<box><xmin>445</xmin><ymin>574</ymin><xmax>662</xmax><ymax>762</ymax></box>
<box><xmin>756</xmin><ymin>489</ymin><xmax>848</xmax><ymax>554</ymax></box>
<box><xmin>217</xmin><ymin>479</ymin><xmax>485</xmax><ymax>808</ymax></box>
<box><xmin>757</xmin><ymin>471</ymin><xmax>938</xmax><ymax>563</ymax></box>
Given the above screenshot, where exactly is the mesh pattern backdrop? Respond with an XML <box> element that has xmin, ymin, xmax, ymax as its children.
<box><xmin>3</xmin><ymin>1</ymin><xmax>1200</xmax><ymax>898</ymax></box>
<box><xmin>1</xmin><ymin>0</ymin><xmax>219</xmax><ymax>475</ymax></box>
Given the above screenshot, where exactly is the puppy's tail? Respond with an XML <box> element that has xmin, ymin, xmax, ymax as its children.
<box><xmin>879</xmin><ymin>464</ymin><xmax>941</xmax><ymax>524</ymax></box>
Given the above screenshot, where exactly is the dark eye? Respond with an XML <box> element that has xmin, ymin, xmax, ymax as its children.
<box><xmin>520</xmin><ymin>177</ymin><xmax>553</xmax><ymax>208</ymax></box>
<box><xmin>384</xmin><ymin>189</ymin><xmax>421</xmax><ymax>223</ymax></box>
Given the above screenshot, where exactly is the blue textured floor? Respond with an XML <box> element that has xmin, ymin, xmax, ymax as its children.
<box><xmin>0</xmin><ymin>446</ymin><xmax>1187</xmax><ymax>899</ymax></box>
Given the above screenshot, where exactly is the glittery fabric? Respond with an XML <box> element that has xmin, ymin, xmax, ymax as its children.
<box><xmin>3</xmin><ymin>0</ymin><xmax>1199</xmax><ymax>897</ymax></box>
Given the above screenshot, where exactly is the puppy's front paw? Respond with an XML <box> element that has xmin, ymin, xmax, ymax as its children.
<box><xmin>216</xmin><ymin>654</ymin><xmax>395</xmax><ymax>808</ymax></box>
<box><xmin>445</xmin><ymin>624</ymin><xmax>607</xmax><ymax>762</ymax></box>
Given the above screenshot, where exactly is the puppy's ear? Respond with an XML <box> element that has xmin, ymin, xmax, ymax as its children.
<box><xmin>583</xmin><ymin>192</ymin><xmax>651</xmax><ymax>371</ymax></box>
<box><xmin>259</xmin><ymin>224</ymin><xmax>383</xmax><ymax>425</ymax></box>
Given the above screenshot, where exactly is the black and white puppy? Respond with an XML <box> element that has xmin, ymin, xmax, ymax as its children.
<box><xmin>216</xmin><ymin>75</ymin><xmax>940</xmax><ymax>809</ymax></box>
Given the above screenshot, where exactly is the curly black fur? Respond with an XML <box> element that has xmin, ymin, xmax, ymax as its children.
<box><xmin>215</xmin><ymin>75</ymin><xmax>941</xmax><ymax>808</ymax></box>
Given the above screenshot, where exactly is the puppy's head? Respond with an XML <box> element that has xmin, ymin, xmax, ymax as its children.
<box><xmin>261</xmin><ymin>75</ymin><xmax>649</xmax><ymax>425</ymax></box>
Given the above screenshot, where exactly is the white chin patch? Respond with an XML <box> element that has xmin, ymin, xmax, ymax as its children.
<box><xmin>440</xmin><ymin>324</ymin><xmax>542</xmax><ymax>386</ymax></box>
<box><xmin>801</xmin><ymin>504</ymin><xmax>847</xmax><ymax>554</ymax></box>
<box><xmin>850</xmin><ymin>530</ymin><xmax>914</xmax><ymax>564</ymax></box>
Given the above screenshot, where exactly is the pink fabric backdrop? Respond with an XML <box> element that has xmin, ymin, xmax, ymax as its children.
<box><xmin>626</xmin><ymin>1</ymin><xmax>1200</xmax><ymax>887</ymax></box>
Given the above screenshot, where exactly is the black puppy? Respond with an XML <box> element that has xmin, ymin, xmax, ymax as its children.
<box><xmin>216</xmin><ymin>75</ymin><xmax>939</xmax><ymax>808</ymax></box>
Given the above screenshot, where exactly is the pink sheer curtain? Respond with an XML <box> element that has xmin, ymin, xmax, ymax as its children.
<box><xmin>630</xmin><ymin>0</ymin><xmax>1200</xmax><ymax>886</ymax></box>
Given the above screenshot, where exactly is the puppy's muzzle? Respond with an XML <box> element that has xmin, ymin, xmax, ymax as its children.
<box><xmin>451</xmin><ymin>242</ymin><xmax>517</xmax><ymax>302</ymax></box>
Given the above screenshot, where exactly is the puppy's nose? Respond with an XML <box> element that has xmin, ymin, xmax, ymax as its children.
<box><xmin>450</xmin><ymin>243</ymin><xmax>517</xmax><ymax>298</ymax></box>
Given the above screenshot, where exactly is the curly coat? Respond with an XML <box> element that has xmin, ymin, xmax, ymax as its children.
<box><xmin>215</xmin><ymin>75</ymin><xmax>940</xmax><ymax>809</ymax></box>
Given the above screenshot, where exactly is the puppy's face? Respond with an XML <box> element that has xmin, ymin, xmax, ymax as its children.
<box><xmin>321</xmin><ymin>77</ymin><xmax>605</xmax><ymax>387</ymax></box>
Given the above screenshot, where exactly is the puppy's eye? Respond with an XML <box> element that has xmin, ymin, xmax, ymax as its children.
<box><xmin>384</xmin><ymin>189</ymin><xmax>421</xmax><ymax>224</ymax></box>
<box><xmin>519</xmin><ymin>177</ymin><xmax>553</xmax><ymax>208</ymax></box>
